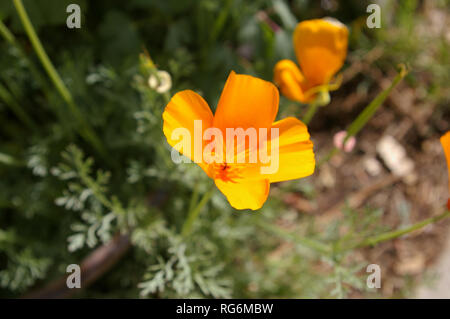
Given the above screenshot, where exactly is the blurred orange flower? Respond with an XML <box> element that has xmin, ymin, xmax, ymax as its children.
<box><xmin>163</xmin><ymin>71</ymin><xmax>315</xmax><ymax>210</ymax></box>
<box><xmin>274</xmin><ymin>18</ymin><xmax>348</xmax><ymax>103</ymax></box>
<box><xmin>440</xmin><ymin>131</ymin><xmax>450</xmax><ymax>210</ymax></box>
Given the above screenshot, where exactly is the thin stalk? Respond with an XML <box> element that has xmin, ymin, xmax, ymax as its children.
<box><xmin>302</xmin><ymin>89</ymin><xmax>331</xmax><ymax>125</ymax></box>
<box><xmin>257</xmin><ymin>220</ymin><xmax>331</xmax><ymax>255</ymax></box>
<box><xmin>344</xmin><ymin>64</ymin><xmax>407</xmax><ymax>142</ymax></box>
<box><xmin>0</xmin><ymin>152</ymin><xmax>25</xmax><ymax>166</ymax></box>
<box><xmin>12</xmin><ymin>0</ymin><xmax>107</xmax><ymax>159</ymax></box>
<box><xmin>344</xmin><ymin>210</ymin><xmax>450</xmax><ymax>251</ymax></box>
<box><xmin>0</xmin><ymin>18</ymin><xmax>56</xmax><ymax>94</ymax></box>
<box><xmin>259</xmin><ymin>209</ymin><xmax>450</xmax><ymax>256</ymax></box>
<box><xmin>188</xmin><ymin>184</ymin><xmax>200</xmax><ymax>214</ymax></box>
<box><xmin>209</xmin><ymin>0</ymin><xmax>232</xmax><ymax>45</ymax></box>
<box><xmin>0</xmin><ymin>19</ymin><xmax>15</xmax><ymax>44</ymax></box>
<box><xmin>0</xmin><ymin>19</ymin><xmax>44</xmax><ymax>85</ymax></box>
<box><xmin>317</xmin><ymin>147</ymin><xmax>338</xmax><ymax>168</ymax></box>
<box><xmin>318</xmin><ymin>64</ymin><xmax>407</xmax><ymax>167</ymax></box>
<box><xmin>181</xmin><ymin>188</ymin><xmax>214</xmax><ymax>237</ymax></box>
<box><xmin>76</xmin><ymin>164</ymin><xmax>125</xmax><ymax>216</ymax></box>
<box><xmin>13</xmin><ymin>0</ymin><xmax>72</xmax><ymax>104</ymax></box>
<box><xmin>260</xmin><ymin>210</ymin><xmax>450</xmax><ymax>256</ymax></box>
<box><xmin>0</xmin><ymin>18</ymin><xmax>71</xmax><ymax>132</ymax></box>
<box><xmin>0</xmin><ymin>18</ymin><xmax>56</xmax><ymax>100</ymax></box>
<box><xmin>0</xmin><ymin>82</ymin><xmax>36</xmax><ymax>130</ymax></box>
<box><xmin>301</xmin><ymin>101</ymin><xmax>319</xmax><ymax>125</ymax></box>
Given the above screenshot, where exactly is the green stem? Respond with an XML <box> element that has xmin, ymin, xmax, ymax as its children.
<box><xmin>318</xmin><ymin>64</ymin><xmax>407</xmax><ymax>167</ymax></box>
<box><xmin>74</xmin><ymin>160</ymin><xmax>126</xmax><ymax>217</ymax></box>
<box><xmin>181</xmin><ymin>188</ymin><xmax>214</xmax><ymax>237</ymax></box>
<box><xmin>12</xmin><ymin>0</ymin><xmax>106</xmax><ymax>159</ymax></box>
<box><xmin>0</xmin><ymin>82</ymin><xmax>36</xmax><ymax>130</ymax></box>
<box><xmin>344</xmin><ymin>64</ymin><xmax>407</xmax><ymax>142</ymax></box>
<box><xmin>0</xmin><ymin>19</ymin><xmax>57</xmax><ymax>102</ymax></box>
<box><xmin>0</xmin><ymin>18</ymin><xmax>15</xmax><ymax>44</ymax></box>
<box><xmin>209</xmin><ymin>0</ymin><xmax>232</xmax><ymax>45</ymax></box>
<box><xmin>301</xmin><ymin>101</ymin><xmax>319</xmax><ymax>125</ymax></box>
<box><xmin>0</xmin><ymin>18</ymin><xmax>44</xmax><ymax>85</ymax></box>
<box><xmin>0</xmin><ymin>18</ymin><xmax>71</xmax><ymax>130</ymax></box>
<box><xmin>0</xmin><ymin>152</ymin><xmax>25</xmax><ymax>166</ymax></box>
<box><xmin>13</xmin><ymin>0</ymin><xmax>72</xmax><ymax>104</ymax></box>
<box><xmin>188</xmin><ymin>184</ymin><xmax>200</xmax><ymax>214</ymax></box>
<box><xmin>317</xmin><ymin>147</ymin><xmax>338</xmax><ymax>168</ymax></box>
<box><xmin>257</xmin><ymin>220</ymin><xmax>331</xmax><ymax>255</ymax></box>
<box><xmin>345</xmin><ymin>210</ymin><xmax>450</xmax><ymax>251</ymax></box>
<box><xmin>259</xmin><ymin>209</ymin><xmax>450</xmax><ymax>256</ymax></box>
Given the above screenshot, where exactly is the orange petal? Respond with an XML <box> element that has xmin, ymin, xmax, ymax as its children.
<box><xmin>213</xmin><ymin>71</ymin><xmax>279</xmax><ymax>133</ymax></box>
<box><xmin>264</xmin><ymin>117</ymin><xmax>315</xmax><ymax>183</ymax></box>
<box><xmin>440</xmin><ymin>131</ymin><xmax>450</xmax><ymax>208</ymax></box>
<box><xmin>162</xmin><ymin>90</ymin><xmax>213</xmax><ymax>169</ymax></box>
<box><xmin>215</xmin><ymin>178</ymin><xmax>270</xmax><ymax>210</ymax></box>
<box><xmin>273</xmin><ymin>59</ymin><xmax>314</xmax><ymax>103</ymax></box>
<box><xmin>293</xmin><ymin>18</ymin><xmax>348</xmax><ymax>87</ymax></box>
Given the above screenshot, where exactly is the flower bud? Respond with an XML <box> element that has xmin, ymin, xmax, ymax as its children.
<box><xmin>148</xmin><ymin>70</ymin><xmax>172</xmax><ymax>93</ymax></box>
<box><xmin>333</xmin><ymin>130</ymin><xmax>356</xmax><ymax>152</ymax></box>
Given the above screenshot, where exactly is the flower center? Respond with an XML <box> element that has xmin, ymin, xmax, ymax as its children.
<box><xmin>210</xmin><ymin>162</ymin><xmax>242</xmax><ymax>183</ymax></box>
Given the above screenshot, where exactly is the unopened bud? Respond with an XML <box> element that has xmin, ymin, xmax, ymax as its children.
<box><xmin>315</xmin><ymin>90</ymin><xmax>330</xmax><ymax>107</ymax></box>
<box><xmin>148</xmin><ymin>70</ymin><xmax>172</xmax><ymax>93</ymax></box>
<box><xmin>333</xmin><ymin>130</ymin><xmax>356</xmax><ymax>152</ymax></box>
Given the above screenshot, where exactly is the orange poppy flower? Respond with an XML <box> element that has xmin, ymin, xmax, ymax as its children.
<box><xmin>274</xmin><ymin>18</ymin><xmax>348</xmax><ymax>103</ymax></box>
<box><xmin>440</xmin><ymin>131</ymin><xmax>450</xmax><ymax>210</ymax></box>
<box><xmin>163</xmin><ymin>71</ymin><xmax>315</xmax><ymax>210</ymax></box>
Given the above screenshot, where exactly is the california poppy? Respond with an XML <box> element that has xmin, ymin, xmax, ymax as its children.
<box><xmin>440</xmin><ymin>131</ymin><xmax>450</xmax><ymax>209</ymax></box>
<box><xmin>163</xmin><ymin>71</ymin><xmax>315</xmax><ymax>210</ymax></box>
<box><xmin>274</xmin><ymin>18</ymin><xmax>348</xmax><ymax>103</ymax></box>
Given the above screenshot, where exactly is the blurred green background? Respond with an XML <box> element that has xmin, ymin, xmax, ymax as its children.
<box><xmin>0</xmin><ymin>0</ymin><xmax>449</xmax><ymax>298</ymax></box>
